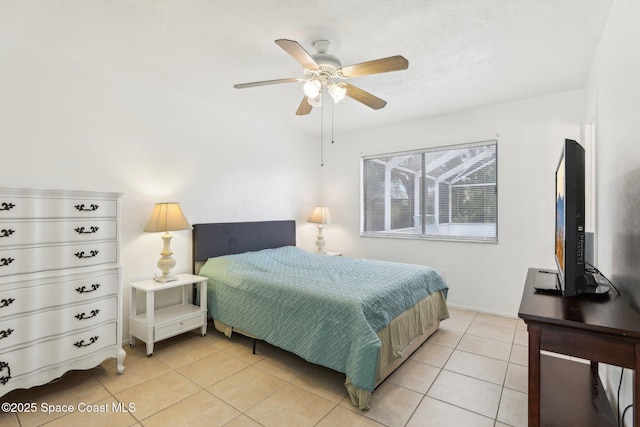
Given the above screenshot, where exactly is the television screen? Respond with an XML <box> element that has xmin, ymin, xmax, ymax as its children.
<box><xmin>555</xmin><ymin>156</ymin><xmax>566</xmax><ymax>282</ymax></box>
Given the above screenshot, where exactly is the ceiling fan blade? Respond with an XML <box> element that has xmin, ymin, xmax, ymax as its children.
<box><xmin>340</xmin><ymin>55</ymin><xmax>409</xmax><ymax>78</ymax></box>
<box><xmin>275</xmin><ymin>39</ymin><xmax>320</xmax><ymax>70</ymax></box>
<box><xmin>234</xmin><ymin>77</ymin><xmax>302</xmax><ymax>89</ymax></box>
<box><xmin>296</xmin><ymin>96</ymin><xmax>313</xmax><ymax>115</ymax></box>
<box><xmin>344</xmin><ymin>83</ymin><xmax>387</xmax><ymax>110</ymax></box>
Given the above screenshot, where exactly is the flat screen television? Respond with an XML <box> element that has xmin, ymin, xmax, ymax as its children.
<box><xmin>554</xmin><ymin>139</ymin><xmax>586</xmax><ymax>296</ymax></box>
<box><xmin>553</xmin><ymin>139</ymin><xmax>608</xmax><ymax>296</ymax></box>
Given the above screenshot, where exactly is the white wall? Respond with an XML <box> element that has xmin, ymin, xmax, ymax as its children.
<box><xmin>0</xmin><ymin>38</ymin><xmax>320</xmax><ymax>338</ymax></box>
<box><xmin>319</xmin><ymin>90</ymin><xmax>584</xmax><ymax>316</ymax></box>
<box><xmin>1</xmin><ymin>2</ymin><xmax>624</xmax><ymax>353</ymax></box>
<box><xmin>584</xmin><ymin>1</ymin><xmax>640</xmax><ymax>425</ymax></box>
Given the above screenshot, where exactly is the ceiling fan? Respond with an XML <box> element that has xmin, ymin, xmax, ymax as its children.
<box><xmin>234</xmin><ymin>39</ymin><xmax>409</xmax><ymax>116</ymax></box>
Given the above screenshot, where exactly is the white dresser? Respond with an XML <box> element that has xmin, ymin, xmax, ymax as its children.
<box><xmin>0</xmin><ymin>188</ymin><xmax>125</xmax><ymax>396</ymax></box>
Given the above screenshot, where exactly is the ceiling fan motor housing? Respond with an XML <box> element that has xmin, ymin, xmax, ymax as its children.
<box><xmin>310</xmin><ymin>40</ymin><xmax>342</xmax><ymax>77</ymax></box>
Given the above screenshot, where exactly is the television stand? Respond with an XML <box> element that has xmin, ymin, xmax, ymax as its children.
<box><xmin>519</xmin><ymin>268</ymin><xmax>640</xmax><ymax>427</ymax></box>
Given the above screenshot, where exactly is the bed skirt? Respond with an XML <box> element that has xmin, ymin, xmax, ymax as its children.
<box><xmin>213</xmin><ymin>289</ymin><xmax>448</xmax><ymax>409</ymax></box>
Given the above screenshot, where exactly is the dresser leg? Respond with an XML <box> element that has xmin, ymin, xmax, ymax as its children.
<box><xmin>117</xmin><ymin>347</ymin><xmax>126</xmax><ymax>374</ymax></box>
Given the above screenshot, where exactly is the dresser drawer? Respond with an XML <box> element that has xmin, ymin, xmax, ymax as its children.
<box><xmin>0</xmin><ymin>271</ymin><xmax>117</xmax><ymax>318</ymax></box>
<box><xmin>0</xmin><ymin>322</ymin><xmax>117</xmax><ymax>385</ymax></box>
<box><xmin>0</xmin><ymin>219</ymin><xmax>117</xmax><ymax>247</ymax></box>
<box><xmin>0</xmin><ymin>297</ymin><xmax>117</xmax><ymax>350</ymax></box>
<box><xmin>0</xmin><ymin>242</ymin><xmax>116</xmax><ymax>277</ymax></box>
<box><xmin>0</xmin><ymin>197</ymin><xmax>117</xmax><ymax>219</ymax></box>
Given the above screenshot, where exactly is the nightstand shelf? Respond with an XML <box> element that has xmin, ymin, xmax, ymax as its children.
<box><xmin>129</xmin><ymin>273</ymin><xmax>207</xmax><ymax>356</ymax></box>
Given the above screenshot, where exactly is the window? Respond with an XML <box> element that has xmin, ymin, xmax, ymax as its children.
<box><xmin>361</xmin><ymin>140</ymin><xmax>497</xmax><ymax>242</ymax></box>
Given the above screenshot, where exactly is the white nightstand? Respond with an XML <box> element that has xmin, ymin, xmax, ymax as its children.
<box><xmin>129</xmin><ymin>273</ymin><xmax>208</xmax><ymax>356</ymax></box>
<box><xmin>323</xmin><ymin>251</ymin><xmax>343</xmax><ymax>256</ymax></box>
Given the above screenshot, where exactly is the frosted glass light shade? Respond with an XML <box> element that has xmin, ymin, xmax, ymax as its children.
<box><xmin>303</xmin><ymin>79</ymin><xmax>322</xmax><ymax>98</ymax></box>
<box><xmin>328</xmin><ymin>83</ymin><xmax>346</xmax><ymax>103</ymax></box>
<box><xmin>307</xmin><ymin>95</ymin><xmax>322</xmax><ymax>107</ymax></box>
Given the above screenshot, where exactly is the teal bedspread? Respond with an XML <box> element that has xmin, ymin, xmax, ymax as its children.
<box><xmin>198</xmin><ymin>246</ymin><xmax>448</xmax><ymax>392</ymax></box>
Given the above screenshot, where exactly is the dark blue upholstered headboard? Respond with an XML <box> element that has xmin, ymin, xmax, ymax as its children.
<box><xmin>192</xmin><ymin>220</ymin><xmax>296</xmax><ymax>269</ymax></box>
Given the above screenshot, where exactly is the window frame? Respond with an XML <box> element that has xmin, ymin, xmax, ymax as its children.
<box><xmin>360</xmin><ymin>140</ymin><xmax>498</xmax><ymax>243</ymax></box>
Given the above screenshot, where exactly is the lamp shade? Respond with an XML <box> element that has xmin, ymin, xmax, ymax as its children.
<box><xmin>307</xmin><ymin>206</ymin><xmax>332</xmax><ymax>225</ymax></box>
<box><xmin>143</xmin><ymin>203</ymin><xmax>191</xmax><ymax>232</ymax></box>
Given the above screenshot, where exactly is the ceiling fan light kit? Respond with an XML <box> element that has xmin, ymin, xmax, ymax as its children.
<box><xmin>234</xmin><ymin>38</ymin><xmax>409</xmax><ymax>115</ymax></box>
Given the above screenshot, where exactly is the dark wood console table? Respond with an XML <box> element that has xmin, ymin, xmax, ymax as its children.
<box><xmin>519</xmin><ymin>268</ymin><xmax>640</xmax><ymax>427</ymax></box>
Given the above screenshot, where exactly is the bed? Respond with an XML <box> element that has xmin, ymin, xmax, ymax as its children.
<box><xmin>192</xmin><ymin>220</ymin><xmax>448</xmax><ymax>409</ymax></box>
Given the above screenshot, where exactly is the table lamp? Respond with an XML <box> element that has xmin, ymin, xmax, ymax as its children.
<box><xmin>307</xmin><ymin>206</ymin><xmax>332</xmax><ymax>254</ymax></box>
<box><xmin>144</xmin><ymin>202</ymin><xmax>191</xmax><ymax>282</ymax></box>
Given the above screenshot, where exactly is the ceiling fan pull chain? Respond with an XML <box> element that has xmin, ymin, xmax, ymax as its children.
<box><xmin>331</xmin><ymin>101</ymin><xmax>335</xmax><ymax>145</ymax></box>
<box><xmin>320</xmin><ymin>89</ymin><xmax>324</xmax><ymax>167</ymax></box>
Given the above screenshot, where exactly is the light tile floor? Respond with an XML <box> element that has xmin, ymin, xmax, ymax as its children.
<box><xmin>0</xmin><ymin>307</ymin><xmax>529</xmax><ymax>427</ymax></box>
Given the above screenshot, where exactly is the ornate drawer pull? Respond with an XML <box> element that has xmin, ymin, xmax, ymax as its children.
<box><xmin>0</xmin><ymin>229</ymin><xmax>15</xmax><ymax>238</ymax></box>
<box><xmin>0</xmin><ymin>258</ymin><xmax>14</xmax><ymax>267</ymax></box>
<box><xmin>0</xmin><ymin>202</ymin><xmax>16</xmax><ymax>211</ymax></box>
<box><xmin>0</xmin><ymin>298</ymin><xmax>15</xmax><ymax>308</ymax></box>
<box><xmin>0</xmin><ymin>361</ymin><xmax>11</xmax><ymax>385</ymax></box>
<box><xmin>0</xmin><ymin>328</ymin><xmax>14</xmax><ymax>340</ymax></box>
<box><xmin>75</xmin><ymin>284</ymin><xmax>100</xmax><ymax>294</ymax></box>
<box><xmin>74</xmin><ymin>226</ymin><xmax>99</xmax><ymax>234</ymax></box>
<box><xmin>74</xmin><ymin>204</ymin><xmax>99</xmax><ymax>212</ymax></box>
<box><xmin>75</xmin><ymin>309</ymin><xmax>100</xmax><ymax>320</ymax></box>
<box><xmin>74</xmin><ymin>250</ymin><xmax>99</xmax><ymax>259</ymax></box>
<box><xmin>74</xmin><ymin>336</ymin><xmax>99</xmax><ymax>348</ymax></box>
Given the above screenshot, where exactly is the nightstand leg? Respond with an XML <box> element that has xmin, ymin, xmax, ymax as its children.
<box><xmin>146</xmin><ymin>291</ymin><xmax>155</xmax><ymax>356</ymax></box>
<box><xmin>129</xmin><ymin>286</ymin><xmax>137</xmax><ymax>346</ymax></box>
<box><xmin>200</xmin><ymin>281</ymin><xmax>207</xmax><ymax>337</ymax></box>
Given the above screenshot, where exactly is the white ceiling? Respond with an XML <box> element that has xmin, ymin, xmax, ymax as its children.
<box><xmin>0</xmin><ymin>0</ymin><xmax>613</xmax><ymax>136</ymax></box>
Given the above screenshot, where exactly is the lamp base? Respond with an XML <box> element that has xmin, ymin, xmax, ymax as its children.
<box><xmin>153</xmin><ymin>274</ymin><xmax>178</xmax><ymax>283</ymax></box>
<box><xmin>154</xmin><ymin>232</ymin><xmax>177</xmax><ymax>283</ymax></box>
<box><xmin>315</xmin><ymin>224</ymin><xmax>327</xmax><ymax>254</ymax></box>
